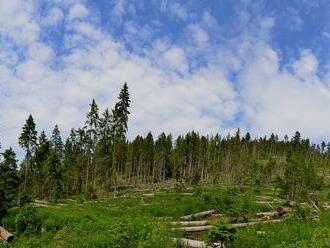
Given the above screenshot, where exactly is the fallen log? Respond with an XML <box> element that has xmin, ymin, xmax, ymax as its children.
<box><xmin>172</xmin><ymin>238</ymin><xmax>211</xmax><ymax>248</ymax></box>
<box><xmin>181</xmin><ymin>209</ymin><xmax>216</xmax><ymax>221</ymax></box>
<box><xmin>175</xmin><ymin>219</ymin><xmax>285</xmax><ymax>232</ymax></box>
<box><xmin>277</xmin><ymin>206</ymin><xmax>289</xmax><ymax>217</ymax></box>
<box><xmin>175</xmin><ymin>225</ymin><xmax>213</xmax><ymax>232</ymax></box>
<box><xmin>231</xmin><ymin>219</ymin><xmax>283</xmax><ymax>228</ymax></box>
<box><xmin>170</xmin><ymin>220</ymin><xmax>209</xmax><ymax>226</ymax></box>
<box><xmin>0</xmin><ymin>226</ymin><xmax>14</xmax><ymax>243</ymax></box>
<box><xmin>255</xmin><ymin>211</ymin><xmax>278</xmax><ymax>218</ymax></box>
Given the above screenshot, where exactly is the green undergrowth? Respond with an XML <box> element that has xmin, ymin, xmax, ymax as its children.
<box><xmin>233</xmin><ymin>211</ymin><xmax>330</xmax><ymax>247</ymax></box>
<box><xmin>1</xmin><ymin>186</ymin><xmax>329</xmax><ymax>247</ymax></box>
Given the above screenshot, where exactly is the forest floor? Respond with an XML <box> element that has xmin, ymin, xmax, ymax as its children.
<box><xmin>2</xmin><ymin>186</ymin><xmax>330</xmax><ymax>247</ymax></box>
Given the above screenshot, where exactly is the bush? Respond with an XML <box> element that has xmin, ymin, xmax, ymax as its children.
<box><xmin>15</xmin><ymin>206</ymin><xmax>41</xmax><ymax>235</ymax></box>
<box><xmin>51</xmin><ymin>185</ymin><xmax>62</xmax><ymax>203</ymax></box>
<box><xmin>292</xmin><ymin>206</ymin><xmax>312</xmax><ymax>220</ymax></box>
<box><xmin>207</xmin><ymin>223</ymin><xmax>236</xmax><ymax>247</ymax></box>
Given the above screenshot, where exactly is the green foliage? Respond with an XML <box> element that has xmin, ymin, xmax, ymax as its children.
<box><xmin>15</xmin><ymin>206</ymin><xmax>41</xmax><ymax>235</ymax></box>
<box><xmin>207</xmin><ymin>223</ymin><xmax>236</xmax><ymax>247</ymax></box>
<box><xmin>84</xmin><ymin>185</ymin><xmax>97</xmax><ymax>200</ymax></box>
<box><xmin>200</xmin><ymin>188</ymin><xmax>258</xmax><ymax>219</ymax></box>
<box><xmin>0</xmin><ymin>190</ymin><xmax>7</xmax><ymax>221</ymax></box>
<box><xmin>291</xmin><ymin>205</ymin><xmax>313</xmax><ymax>220</ymax></box>
<box><xmin>17</xmin><ymin>192</ymin><xmax>32</xmax><ymax>208</ymax></box>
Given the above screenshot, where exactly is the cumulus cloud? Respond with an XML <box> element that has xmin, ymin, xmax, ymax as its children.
<box><xmin>240</xmin><ymin>44</ymin><xmax>330</xmax><ymax>140</ymax></box>
<box><xmin>68</xmin><ymin>3</ymin><xmax>88</xmax><ymax>20</ymax></box>
<box><xmin>1</xmin><ymin>0</ymin><xmax>330</xmax><ymax>157</ymax></box>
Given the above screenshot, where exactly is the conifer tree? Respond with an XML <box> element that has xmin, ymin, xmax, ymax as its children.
<box><xmin>85</xmin><ymin>99</ymin><xmax>99</xmax><ymax>191</ymax></box>
<box><xmin>51</xmin><ymin>125</ymin><xmax>64</xmax><ymax>159</ymax></box>
<box><xmin>18</xmin><ymin>114</ymin><xmax>37</xmax><ymax>191</ymax></box>
<box><xmin>0</xmin><ymin>148</ymin><xmax>19</xmax><ymax>206</ymax></box>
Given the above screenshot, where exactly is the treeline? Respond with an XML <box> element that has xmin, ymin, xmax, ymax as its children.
<box><xmin>0</xmin><ymin>83</ymin><xmax>330</xmax><ymax>207</ymax></box>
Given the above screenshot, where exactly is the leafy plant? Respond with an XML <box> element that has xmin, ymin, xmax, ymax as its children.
<box><xmin>208</xmin><ymin>223</ymin><xmax>236</xmax><ymax>248</ymax></box>
<box><xmin>15</xmin><ymin>206</ymin><xmax>41</xmax><ymax>235</ymax></box>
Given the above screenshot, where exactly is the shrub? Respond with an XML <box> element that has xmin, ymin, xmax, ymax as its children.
<box><xmin>207</xmin><ymin>223</ymin><xmax>236</xmax><ymax>247</ymax></box>
<box><xmin>15</xmin><ymin>206</ymin><xmax>41</xmax><ymax>235</ymax></box>
<box><xmin>292</xmin><ymin>206</ymin><xmax>312</xmax><ymax>220</ymax></box>
<box><xmin>51</xmin><ymin>185</ymin><xmax>62</xmax><ymax>203</ymax></box>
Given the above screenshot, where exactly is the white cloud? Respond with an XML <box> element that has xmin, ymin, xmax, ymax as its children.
<box><xmin>1</xmin><ymin>0</ymin><xmax>330</xmax><ymax>158</ymax></box>
<box><xmin>293</xmin><ymin>50</ymin><xmax>318</xmax><ymax>80</ymax></box>
<box><xmin>162</xmin><ymin>47</ymin><xmax>189</xmax><ymax>74</ymax></box>
<box><xmin>322</xmin><ymin>31</ymin><xmax>330</xmax><ymax>39</ymax></box>
<box><xmin>188</xmin><ymin>24</ymin><xmax>209</xmax><ymax>47</ymax></box>
<box><xmin>240</xmin><ymin>44</ymin><xmax>330</xmax><ymax>140</ymax></box>
<box><xmin>160</xmin><ymin>1</ymin><xmax>189</xmax><ymax>20</ymax></box>
<box><xmin>44</xmin><ymin>7</ymin><xmax>64</xmax><ymax>26</ymax></box>
<box><xmin>68</xmin><ymin>3</ymin><xmax>88</xmax><ymax>20</ymax></box>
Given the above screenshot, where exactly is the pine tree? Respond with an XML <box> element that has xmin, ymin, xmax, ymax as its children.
<box><xmin>18</xmin><ymin>114</ymin><xmax>37</xmax><ymax>191</ymax></box>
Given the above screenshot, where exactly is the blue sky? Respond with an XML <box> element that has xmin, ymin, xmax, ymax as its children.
<box><xmin>1</xmin><ymin>0</ymin><xmax>330</xmax><ymax>154</ymax></box>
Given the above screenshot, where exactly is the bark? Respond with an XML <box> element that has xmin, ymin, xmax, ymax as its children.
<box><xmin>231</xmin><ymin>219</ymin><xmax>283</xmax><ymax>228</ymax></box>
<box><xmin>181</xmin><ymin>209</ymin><xmax>216</xmax><ymax>221</ymax></box>
<box><xmin>170</xmin><ymin>220</ymin><xmax>209</xmax><ymax>226</ymax></box>
<box><xmin>0</xmin><ymin>226</ymin><xmax>14</xmax><ymax>243</ymax></box>
<box><xmin>172</xmin><ymin>238</ymin><xmax>211</xmax><ymax>248</ymax></box>
<box><xmin>175</xmin><ymin>225</ymin><xmax>213</xmax><ymax>232</ymax></box>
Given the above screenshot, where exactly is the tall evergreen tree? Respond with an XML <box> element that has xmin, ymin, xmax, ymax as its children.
<box><xmin>0</xmin><ymin>148</ymin><xmax>19</xmax><ymax>206</ymax></box>
<box><xmin>18</xmin><ymin>114</ymin><xmax>37</xmax><ymax>191</ymax></box>
<box><xmin>51</xmin><ymin>125</ymin><xmax>64</xmax><ymax>159</ymax></box>
<box><xmin>85</xmin><ymin>99</ymin><xmax>99</xmax><ymax>191</ymax></box>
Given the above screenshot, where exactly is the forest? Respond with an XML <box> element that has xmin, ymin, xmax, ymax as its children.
<box><xmin>1</xmin><ymin>83</ymin><xmax>330</xmax><ymax>247</ymax></box>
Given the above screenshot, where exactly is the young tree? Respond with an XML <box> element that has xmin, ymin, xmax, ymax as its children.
<box><xmin>18</xmin><ymin>114</ymin><xmax>37</xmax><ymax>191</ymax></box>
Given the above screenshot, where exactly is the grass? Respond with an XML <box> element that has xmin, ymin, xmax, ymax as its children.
<box><xmin>1</xmin><ymin>186</ymin><xmax>330</xmax><ymax>247</ymax></box>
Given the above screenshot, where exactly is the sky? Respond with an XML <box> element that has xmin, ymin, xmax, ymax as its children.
<box><xmin>1</xmin><ymin>0</ymin><xmax>330</xmax><ymax>155</ymax></box>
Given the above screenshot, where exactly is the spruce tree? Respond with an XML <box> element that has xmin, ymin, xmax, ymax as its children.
<box><xmin>18</xmin><ymin>114</ymin><xmax>37</xmax><ymax>191</ymax></box>
<box><xmin>0</xmin><ymin>148</ymin><xmax>19</xmax><ymax>206</ymax></box>
<box><xmin>85</xmin><ymin>99</ymin><xmax>99</xmax><ymax>191</ymax></box>
<box><xmin>51</xmin><ymin>125</ymin><xmax>64</xmax><ymax>159</ymax></box>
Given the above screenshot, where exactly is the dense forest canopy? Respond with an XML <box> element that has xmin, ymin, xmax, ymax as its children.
<box><xmin>0</xmin><ymin>83</ymin><xmax>329</xmax><ymax>219</ymax></box>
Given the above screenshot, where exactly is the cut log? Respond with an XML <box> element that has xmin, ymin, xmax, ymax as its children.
<box><xmin>0</xmin><ymin>226</ymin><xmax>14</xmax><ymax>243</ymax></box>
<box><xmin>175</xmin><ymin>219</ymin><xmax>285</xmax><ymax>232</ymax></box>
<box><xmin>175</xmin><ymin>225</ymin><xmax>213</xmax><ymax>232</ymax></box>
<box><xmin>170</xmin><ymin>220</ymin><xmax>209</xmax><ymax>226</ymax></box>
<box><xmin>255</xmin><ymin>211</ymin><xmax>278</xmax><ymax>218</ymax></box>
<box><xmin>181</xmin><ymin>209</ymin><xmax>216</xmax><ymax>221</ymax></box>
<box><xmin>276</xmin><ymin>206</ymin><xmax>289</xmax><ymax>217</ymax></box>
<box><xmin>231</xmin><ymin>219</ymin><xmax>283</xmax><ymax>228</ymax></box>
<box><xmin>172</xmin><ymin>238</ymin><xmax>211</xmax><ymax>248</ymax></box>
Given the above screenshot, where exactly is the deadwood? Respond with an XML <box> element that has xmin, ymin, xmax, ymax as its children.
<box><xmin>181</xmin><ymin>209</ymin><xmax>216</xmax><ymax>221</ymax></box>
<box><xmin>172</xmin><ymin>238</ymin><xmax>211</xmax><ymax>248</ymax></box>
<box><xmin>175</xmin><ymin>225</ymin><xmax>213</xmax><ymax>232</ymax></box>
<box><xmin>0</xmin><ymin>226</ymin><xmax>14</xmax><ymax>243</ymax></box>
<box><xmin>170</xmin><ymin>220</ymin><xmax>209</xmax><ymax>226</ymax></box>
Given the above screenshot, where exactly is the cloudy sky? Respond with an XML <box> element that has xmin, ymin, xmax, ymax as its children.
<box><xmin>1</xmin><ymin>0</ymin><xmax>330</xmax><ymax>154</ymax></box>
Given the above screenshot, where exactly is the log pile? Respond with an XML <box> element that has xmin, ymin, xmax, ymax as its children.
<box><xmin>0</xmin><ymin>226</ymin><xmax>14</xmax><ymax>243</ymax></box>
